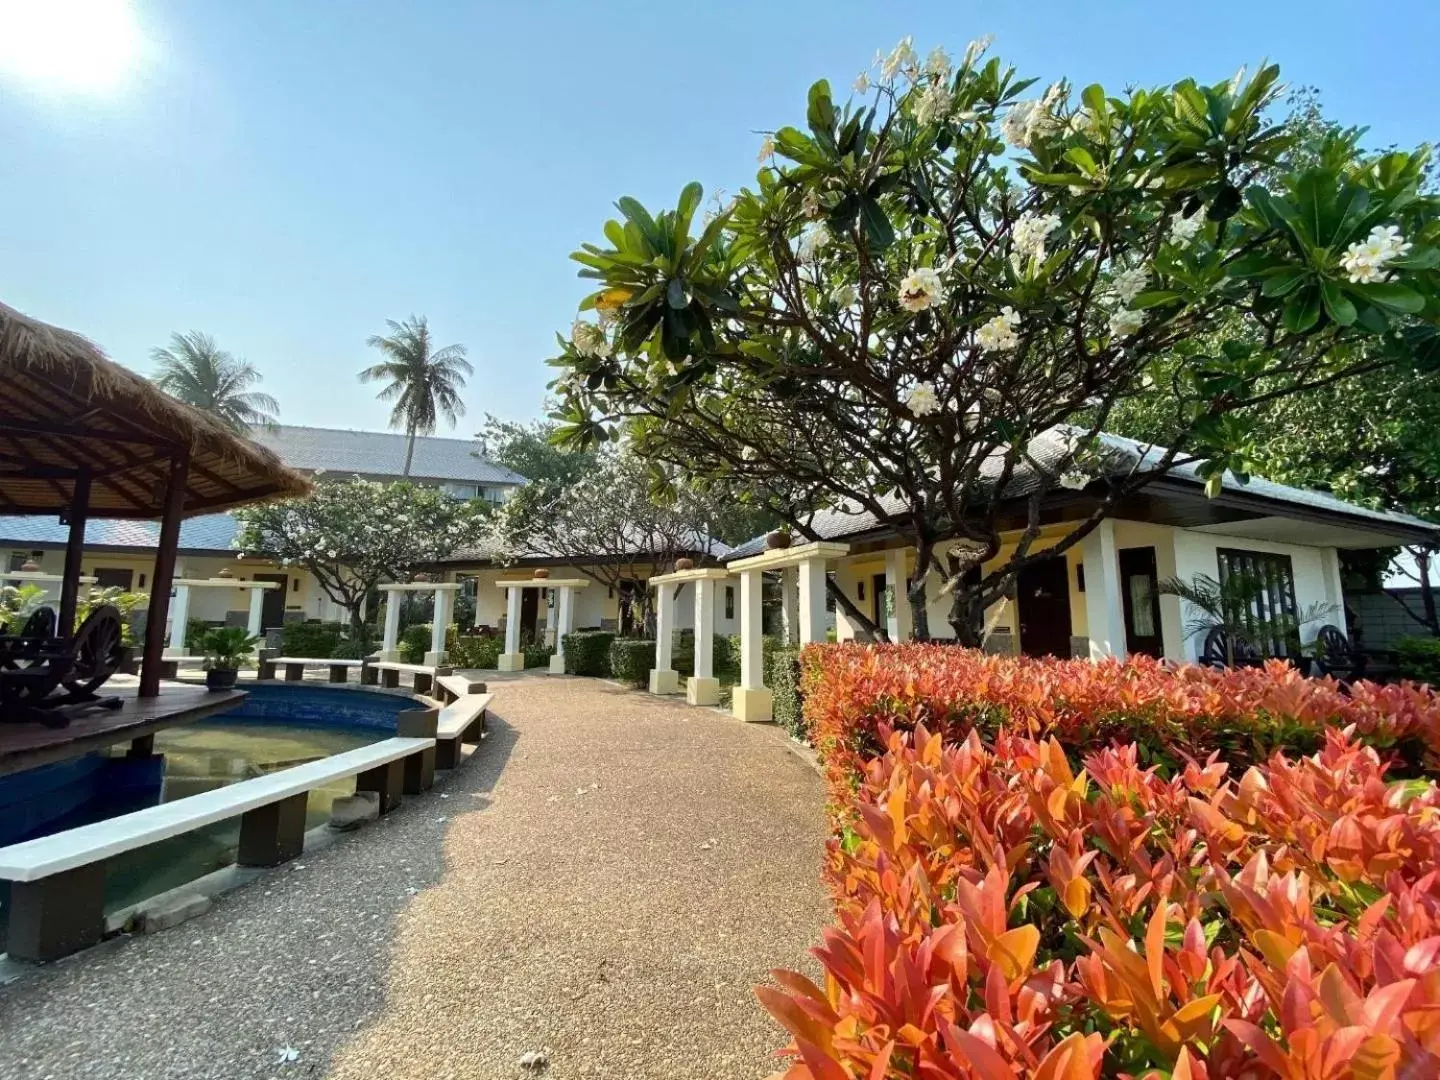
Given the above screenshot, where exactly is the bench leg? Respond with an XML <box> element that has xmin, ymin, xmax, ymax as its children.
<box><xmin>258</xmin><ymin>659</ymin><xmax>277</xmax><ymax>680</ymax></box>
<box><xmin>403</xmin><ymin>746</ymin><xmax>436</xmax><ymax>794</ymax></box>
<box><xmin>237</xmin><ymin>792</ymin><xmax>309</xmax><ymax>867</ymax></box>
<box><xmin>4</xmin><ymin>863</ymin><xmax>107</xmax><ymax>962</ymax></box>
<box><xmin>435</xmin><ymin>736</ymin><xmax>463</xmax><ymax>771</ymax></box>
<box><xmin>413</xmin><ymin>671</ymin><xmax>433</xmax><ymax>695</ymax></box>
<box><xmin>356</xmin><ymin>760</ymin><xmax>404</xmax><ymax>814</ymax></box>
<box><xmin>161</xmin><ymin>660</ymin><xmax>179</xmax><ymax>680</ymax></box>
<box><xmin>380</xmin><ymin>668</ymin><xmax>399</xmax><ymax>690</ymax></box>
<box><xmin>328</xmin><ymin>664</ymin><xmax>349</xmax><ymax>684</ymax></box>
<box><xmin>360</xmin><ymin>662</ymin><xmax>378</xmax><ymax>686</ymax></box>
<box><xmin>463</xmin><ymin>711</ymin><xmax>487</xmax><ymax>745</ymax></box>
<box><xmin>284</xmin><ymin>663</ymin><xmax>304</xmax><ymax>683</ymax></box>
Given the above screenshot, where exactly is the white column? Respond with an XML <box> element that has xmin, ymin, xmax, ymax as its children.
<box><xmin>884</xmin><ymin>548</ymin><xmax>912</xmax><ymax>642</ymax></box>
<box><xmin>549</xmin><ymin>585</ymin><xmax>575</xmax><ymax>674</ymax></box>
<box><xmin>732</xmin><ymin>567</ymin><xmax>771</xmax><ymax>721</ymax></box>
<box><xmin>425</xmin><ymin>588</ymin><xmax>452</xmax><ymax>666</ymax></box>
<box><xmin>832</xmin><ymin>562</ymin><xmax>858</xmax><ymax>642</ymax></box>
<box><xmin>168</xmin><ymin>583</ymin><xmax>191</xmax><ymax>655</ymax></box>
<box><xmin>498</xmin><ymin>586</ymin><xmax>525</xmax><ymax>671</ymax></box>
<box><xmin>379</xmin><ymin>589</ymin><xmax>403</xmax><ymax>661</ymax></box>
<box><xmin>649</xmin><ymin>583</ymin><xmax>679</xmax><ymax>694</ymax></box>
<box><xmin>1154</xmin><ymin>529</ymin><xmax>1186</xmax><ymax>662</ymax></box>
<box><xmin>798</xmin><ymin>557</ymin><xmax>828</xmax><ymax>644</ymax></box>
<box><xmin>246</xmin><ymin>586</ymin><xmax>265</xmax><ymax>639</ymax></box>
<box><xmin>780</xmin><ymin>567</ymin><xmax>799</xmax><ymax>645</ymax></box>
<box><xmin>683</xmin><ymin>578</ymin><xmax>717</xmax><ymax>708</ymax></box>
<box><xmin>1082</xmin><ymin>520</ymin><xmax>1127</xmax><ymax>660</ymax></box>
<box><xmin>1320</xmin><ymin>547</ymin><xmax>1348</xmax><ymax>637</ymax></box>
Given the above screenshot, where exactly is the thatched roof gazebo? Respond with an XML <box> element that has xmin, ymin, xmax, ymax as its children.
<box><xmin>0</xmin><ymin>301</ymin><xmax>310</xmax><ymax>697</ymax></box>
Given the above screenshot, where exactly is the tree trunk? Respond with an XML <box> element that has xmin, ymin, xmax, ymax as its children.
<box><xmin>947</xmin><ymin>587</ymin><xmax>985</xmax><ymax>647</ymax></box>
<box><xmin>825</xmin><ymin>577</ymin><xmax>885</xmax><ymax>642</ymax></box>
<box><xmin>908</xmin><ymin>540</ymin><xmax>933</xmax><ymax>642</ymax></box>
<box><xmin>402</xmin><ymin>425</ymin><xmax>417</xmax><ymax>477</ymax></box>
<box><xmin>1420</xmin><ymin>549</ymin><xmax>1438</xmax><ymax>634</ymax></box>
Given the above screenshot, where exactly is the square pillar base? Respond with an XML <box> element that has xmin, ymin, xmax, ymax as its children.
<box><xmin>548</xmin><ymin>654</ymin><xmax>566</xmax><ymax>674</ymax></box>
<box><xmin>731</xmin><ymin>687</ymin><xmax>772</xmax><ymax>723</ymax></box>
<box><xmin>648</xmin><ymin>668</ymin><xmax>680</xmax><ymax>695</ymax></box>
<box><xmin>376</xmin><ymin>649</ymin><xmax>401</xmax><ymax>663</ymax></box>
<box><xmin>422</xmin><ymin>650</ymin><xmax>447</xmax><ymax>667</ymax></box>
<box><xmin>497</xmin><ymin>652</ymin><xmax>525</xmax><ymax>672</ymax></box>
<box><xmin>686</xmin><ymin>676</ymin><xmax>720</xmax><ymax>706</ymax></box>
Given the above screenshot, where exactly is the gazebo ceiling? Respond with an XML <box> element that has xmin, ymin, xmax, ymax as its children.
<box><xmin>0</xmin><ymin>302</ymin><xmax>311</xmax><ymax>518</ymax></box>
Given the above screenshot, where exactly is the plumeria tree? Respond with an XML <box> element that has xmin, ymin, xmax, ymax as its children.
<box><xmin>548</xmin><ymin>37</ymin><xmax>1440</xmax><ymax>641</ymax></box>
<box><xmin>233</xmin><ymin>479</ymin><xmax>484</xmax><ymax>634</ymax></box>
<box><xmin>487</xmin><ymin>449</ymin><xmax>722</xmax><ymax>631</ymax></box>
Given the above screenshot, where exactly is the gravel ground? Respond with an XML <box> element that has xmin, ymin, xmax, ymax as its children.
<box><xmin>0</xmin><ymin>674</ymin><xmax>830</xmax><ymax>1080</ymax></box>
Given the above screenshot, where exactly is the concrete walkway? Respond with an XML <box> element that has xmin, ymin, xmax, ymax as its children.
<box><xmin>0</xmin><ymin>674</ymin><xmax>829</xmax><ymax>1079</ymax></box>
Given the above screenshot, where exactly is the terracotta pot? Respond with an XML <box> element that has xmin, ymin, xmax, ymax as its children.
<box><xmin>765</xmin><ymin>530</ymin><xmax>793</xmax><ymax>550</ymax></box>
<box><xmin>216</xmin><ymin>567</ymin><xmax>234</xmax><ymax>578</ymax></box>
<box><xmin>411</xmin><ymin>572</ymin><xmax>430</xmax><ymax>583</ymax></box>
<box><xmin>19</xmin><ymin>559</ymin><xmax>39</xmax><ymax>572</ymax></box>
<box><xmin>675</xmin><ymin>557</ymin><xmax>695</xmax><ymax>571</ymax></box>
<box><xmin>533</xmin><ymin>568</ymin><xmax>551</xmax><ymax>580</ymax></box>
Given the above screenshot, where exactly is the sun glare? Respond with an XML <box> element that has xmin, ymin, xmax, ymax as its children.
<box><xmin>0</xmin><ymin>0</ymin><xmax>145</xmax><ymax>95</ymax></box>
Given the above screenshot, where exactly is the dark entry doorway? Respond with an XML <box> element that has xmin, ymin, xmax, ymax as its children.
<box><xmin>1119</xmin><ymin>546</ymin><xmax>1164</xmax><ymax>658</ymax></box>
<box><xmin>520</xmin><ymin>588</ymin><xmax>540</xmax><ymax>641</ymax></box>
<box><xmin>871</xmin><ymin>573</ymin><xmax>888</xmax><ymax>634</ymax></box>
<box><xmin>92</xmin><ymin>567</ymin><xmax>134</xmax><ymax>591</ymax></box>
<box><xmin>253</xmin><ymin>573</ymin><xmax>288</xmax><ymax>631</ymax></box>
<box><xmin>1017</xmin><ymin>557</ymin><xmax>1072</xmax><ymax>658</ymax></box>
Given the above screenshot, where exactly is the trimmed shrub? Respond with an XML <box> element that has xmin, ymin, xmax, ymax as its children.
<box><xmin>712</xmin><ymin>633</ymin><xmax>737</xmax><ymax>684</ymax></box>
<box><xmin>609</xmin><ymin>638</ymin><xmax>654</xmax><ymax>687</ymax></box>
<box><xmin>329</xmin><ymin>638</ymin><xmax>366</xmax><ymax>660</ymax></box>
<box><xmin>447</xmin><ymin>632</ymin><xmax>502</xmax><ymax>670</ymax></box>
<box><xmin>399</xmin><ymin>622</ymin><xmax>431</xmax><ymax>664</ymax></box>
<box><xmin>563</xmin><ymin>630</ymin><xmax>614</xmax><ymax>676</ymax></box>
<box><xmin>766</xmin><ymin>646</ymin><xmax>803</xmax><ymax>738</ymax></box>
<box><xmin>281</xmin><ymin>620</ymin><xmax>344</xmax><ymax>659</ymax></box>
<box><xmin>1396</xmin><ymin>635</ymin><xmax>1440</xmax><ymax>685</ymax></box>
<box><xmin>523</xmin><ymin>642</ymin><xmax>553</xmax><ymax>669</ymax></box>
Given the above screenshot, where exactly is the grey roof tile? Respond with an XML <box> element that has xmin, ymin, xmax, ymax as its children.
<box><xmin>0</xmin><ymin>513</ymin><xmax>240</xmax><ymax>553</ymax></box>
<box><xmin>250</xmin><ymin>425</ymin><xmax>526</xmax><ymax>485</ymax></box>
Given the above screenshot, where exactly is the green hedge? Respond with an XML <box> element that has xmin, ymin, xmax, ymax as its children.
<box><xmin>610</xmin><ymin>638</ymin><xmax>655</xmax><ymax>687</ymax></box>
<box><xmin>563</xmin><ymin>630</ymin><xmax>614</xmax><ymax>676</ymax></box>
<box><xmin>399</xmin><ymin>623</ymin><xmax>432</xmax><ymax>663</ymax></box>
<box><xmin>1396</xmin><ymin>636</ymin><xmax>1440</xmax><ymax>685</ymax></box>
<box><xmin>282</xmin><ymin>620</ymin><xmax>345</xmax><ymax>659</ymax></box>
<box><xmin>329</xmin><ymin>638</ymin><xmax>367</xmax><ymax>660</ymax></box>
<box><xmin>767</xmin><ymin>646</ymin><xmax>804</xmax><ymax>738</ymax></box>
<box><xmin>524</xmin><ymin>642</ymin><xmax>554</xmax><ymax>668</ymax></box>
<box><xmin>447</xmin><ymin>632</ymin><xmax>503</xmax><ymax>670</ymax></box>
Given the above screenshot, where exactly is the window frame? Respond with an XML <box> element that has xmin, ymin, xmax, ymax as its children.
<box><xmin>1216</xmin><ymin>547</ymin><xmax>1299</xmax><ymax>657</ymax></box>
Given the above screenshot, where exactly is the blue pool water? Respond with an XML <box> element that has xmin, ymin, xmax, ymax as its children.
<box><xmin>0</xmin><ymin>683</ymin><xmax>420</xmax><ymax>918</ymax></box>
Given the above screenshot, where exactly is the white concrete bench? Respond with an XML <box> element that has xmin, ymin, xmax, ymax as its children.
<box><xmin>261</xmin><ymin>656</ymin><xmax>365</xmax><ymax>683</ymax></box>
<box><xmin>435</xmin><ymin>692</ymin><xmax>491</xmax><ymax>770</ymax></box>
<box><xmin>436</xmin><ymin>673</ymin><xmax>487</xmax><ymax>704</ymax></box>
<box><xmin>158</xmin><ymin>655</ymin><xmax>205</xmax><ymax>679</ymax></box>
<box><xmin>0</xmin><ymin>729</ymin><xmax>436</xmax><ymax>963</ymax></box>
<box><xmin>365</xmin><ymin>660</ymin><xmax>450</xmax><ymax>693</ymax></box>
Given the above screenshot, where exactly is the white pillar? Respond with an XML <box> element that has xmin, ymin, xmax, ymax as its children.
<box><xmin>1082</xmin><ymin>520</ymin><xmax>1127</xmax><ymax>660</ymax></box>
<box><xmin>379</xmin><ymin>590</ymin><xmax>403</xmax><ymax>661</ymax></box>
<box><xmin>425</xmin><ymin>588</ymin><xmax>452</xmax><ymax>666</ymax></box>
<box><xmin>549</xmin><ymin>585</ymin><xmax>575</xmax><ymax>674</ymax></box>
<box><xmin>246</xmin><ymin>586</ymin><xmax>265</xmax><ymax>639</ymax></box>
<box><xmin>884</xmin><ymin>548</ymin><xmax>912</xmax><ymax>642</ymax></box>
<box><xmin>499</xmin><ymin>586</ymin><xmax>525</xmax><ymax>671</ymax></box>
<box><xmin>649</xmin><ymin>583</ymin><xmax>679</xmax><ymax>694</ymax></box>
<box><xmin>798</xmin><ymin>557</ymin><xmax>828</xmax><ymax>644</ymax></box>
<box><xmin>1154</xmin><ymin>530</ymin><xmax>1186</xmax><ymax>662</ymax></box>
<box><xmin>732</xmin><ymin>567</ymin><xmax>771</xmax><ymax>721</ymax></box>
<box><xmin>168</xmin><ymin>584</ymin><xmax>191</xmax><ymax>655</ymax></box>
<box><xmin>688</xmin><ymin>577</ymin><xmax>720</xmax><ymax>705</ymax></box>
<box><xmin>1320</xmin><ymin>547</ymin><xmax>1348</xmax><ymax>638</ymax></box>
<box><xmin>780</xmin><ymin>567</ymin><xmax>799</xmax><ymax>645</ymax></box>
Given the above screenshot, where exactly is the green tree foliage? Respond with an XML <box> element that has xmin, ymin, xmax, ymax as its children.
<box><xmin>151</xmin><ymin>331</ymin><xmax>280</xmax><ymax>433</ymax></box>
<box><xmin>547</xmin><ymin>39</ymin><xmax>1440</xmax><ymax>641</ymax></box>
<box><xmin>233</xmin><ymin>479</ymin><xmax>483</xmax><ymax>633</ymax></box>
<box><xmin>359</xmin><ymin>316</ymin><xmax>471</xmax><ymax>476</ymax></box>
<box><xmin>477</xmin><ymin>414</ymin><xmax>596</xmax><ymax>496</ymax></box>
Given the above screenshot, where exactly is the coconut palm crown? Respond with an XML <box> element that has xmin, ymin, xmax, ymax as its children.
<box><xmin>358</xmin><ymin>315</ymin><xmax>472</xmax><ymax>476</ymax></box>
<box><xmin>150</xmin><ymin>331</ymin><xmax>281</xmax><ymax>434</ymax></box>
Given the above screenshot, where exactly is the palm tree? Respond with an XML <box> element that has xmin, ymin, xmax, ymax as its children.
<box><xmin>359</xmin><ymin>316</ymin><xmax>472</xmax><ymax>476</ymax></box>
<box><xmin>1159</xmin><ymin>572</ymin><xmax>1334</xmax><ymax>665</ymax></box>
<box><xmin>151</xmin><ymin>331</ymin><xmax>280</xmax><ymax>433</ymax></box>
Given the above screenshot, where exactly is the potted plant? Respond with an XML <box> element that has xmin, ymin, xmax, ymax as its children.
<box><xmin>199</xmin><ymin>626</ymin><xmax>260</xmax><ymax>691</ymax></box>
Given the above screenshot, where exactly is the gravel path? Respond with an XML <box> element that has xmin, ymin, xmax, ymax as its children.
<box><xmin>0</xmin><ymin>674</ymin><xmax>830</xmax><ymax>1080</ymax></box>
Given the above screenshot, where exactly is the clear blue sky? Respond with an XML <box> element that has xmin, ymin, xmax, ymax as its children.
<box><xmin>1</xmin><ymin>1</ymin><xmax>1436</xmax><ymax>435</ymax></box>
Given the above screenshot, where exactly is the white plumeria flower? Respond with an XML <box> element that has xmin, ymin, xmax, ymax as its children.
<box><xmin>1111</xmin><ymin>266</ymin><xmax>1150</xmax><ymax>305</ymax></box>
<box><xmin>797</xmin><ymin>225</ymin><xmax>830</xmax><ymax>262</ymax></box>
<box><xmin>854</xmin><ymin>71</ymin><xmax>870</xmax><ymax>94</ymax></box>
<box><xmin>800</xmin><ymin>190</ymin><xmax>822</xmax><ymax>219</ymax></box>
<box><xmin>1013</xmin><ymin>212</ymin><xmax>1061</xmax><ymax>260</ymax></box>
<box><xmin>1340</xmin><ymin>224</ymin><xmax>1411</xmax><ymax>284</ymax></box>
<box><xmin>897</xmin><ymin>267</ymin><xmax>947</xmax><ymax>312</ymax></box>
<box><xmin>976</xmin><ymin>307</ymin><xmax>1021</xmax><ymax>352</ymax></box>
<box><xmin>757</xmin><ymin>135</ymin><xmax>776</xmax><ymax>163</ymax></box>
<box><xmin>1109</xmin><ymin>308</ymin><xmax>1145</xmax><ymax>337</ymax></box>
<box><xmin>829</xmin><ymin>282</ymin><xmax>858</xmax><ymax>308</ymax></box>
<box><xmin>1058</xmin><ymin>469</ymin><xmax>1090</xmax><ymax>491</ymax></box>
<box><xmin>904</xmin><ymin>382</ymin><xmax>940</xmax><ymax>417</ymax></box>
<box><xmin>914</xmin><ymin>82</ymin><xmax>953</xmax><ymax>125</ymax></box>
<box><xmin>1168</xmin><ymin>208</ymin><xmax>1206</xmax><ymax>249</ymax></box>
<box><xmin>741</xmin><ymin>446</ymin><xmax>758</xmax><ymax>462</ymax></box>
<box><xmin>570</xmin><ymin>320</ymin><xmax>611</xmax><ymax>359</ymax></box>
<box><xmin>962</xmin><ymin>34</ymin><xmax>994</xmax><ymax>69</ymax></box>
<box><xmin>1000</xmin><ymin>100</ymin><xmax>1036</xmax><ymax>147</ymax></box>
<box><xmin>1369</xmin><ymin>224</ymin><xmax>1412</xmax><ymax>261</ymax></box>
<box><xmin>924</xmin><ymin>46</ymin><xmax>952</xmax><ymax>80</ymax></box>
<box><xmin>881</xmin><ymin>36</ymin><xmax>917</xmax><ymax>81</ymax></box>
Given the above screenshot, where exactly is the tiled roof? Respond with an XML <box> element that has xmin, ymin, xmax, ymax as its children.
<box><xmin>249</xmin><ymin>424</ymin><xmax>526</xmax><ymax>486</ymax></box>
<box><xmin>724</xmin><ymin>429</ymin><xmax>1440</xmax><ymax>561</ymax></box>
<box><xmin>0</xmin><ymin>513</ymin><xmax>240</xmax><ymax>553</ymax></box>
<box><xmin>442</xmin><ymin>532</ymin><xmax>730</xmax><ymax>566</ymax></box>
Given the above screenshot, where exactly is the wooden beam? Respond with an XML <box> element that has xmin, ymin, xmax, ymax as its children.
<box><xmin>58</xmin><ymin>468</ymin><xmax>91</xmax><ymax>640</ymax></box>
<box><xmin>139</xmin><ymin>451</ymin><xmax>189</xmax><ymax>698</ymax></box>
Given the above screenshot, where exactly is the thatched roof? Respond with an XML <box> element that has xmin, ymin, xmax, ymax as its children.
<box><xmin>0</xmin><ymin>302</ymin><xmax>311</xmax><ymax>518</ymax></box>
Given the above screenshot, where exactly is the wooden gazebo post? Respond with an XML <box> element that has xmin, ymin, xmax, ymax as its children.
<box><xmin>56</xmin><ymin>466</ymin><xmax>91</xmax><ymax>640</ymax></box>
<box><xmin>138</xmin><ymin>451</ymin><xmax>190</xmax><ymax>699</ymax></box>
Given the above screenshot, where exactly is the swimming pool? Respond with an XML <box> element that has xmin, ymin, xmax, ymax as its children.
<box><xmin>0</xmin><ymin>683</ymin><xmax>422</xmax><ymax>916</ymax></box>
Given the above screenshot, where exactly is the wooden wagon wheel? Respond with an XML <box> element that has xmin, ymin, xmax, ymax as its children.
<box><xmin>62</xmin><ymin>604</ymin><xmax>127</xmax><ymax>698</ymax></box>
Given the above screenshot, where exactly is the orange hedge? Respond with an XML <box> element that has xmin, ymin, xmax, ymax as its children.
<box><xmin>759</xmin><ymin>646</ymin><xmax>1440</xmax><ymax>1079</ymax></box>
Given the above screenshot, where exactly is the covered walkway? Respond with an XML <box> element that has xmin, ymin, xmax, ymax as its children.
<box><xmin>0</xmin><ymin>674</ymin><xmax>829</xmax><ymax>1080</ymax></box>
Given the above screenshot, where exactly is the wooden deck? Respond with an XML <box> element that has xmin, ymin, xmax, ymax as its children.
<box><xmin>0</xmin><ymin>680</ymin><xmax>246</xmax><ymax>777</ymax></box>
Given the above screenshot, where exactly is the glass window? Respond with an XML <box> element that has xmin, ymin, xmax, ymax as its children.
<box><xmin>1217</xmin><ymin>548</ymin><xmax>1299</xmax><ymax>656</ymax></box>
<box><xmin>1127</xmin><ymin>574</ymin><xmax>1157</xmax><ymax>637</ymax></box>
<box><xmin>725</xmin><ymin>585</ymin><xmax>735</xmax><ymax>620</ymax></box>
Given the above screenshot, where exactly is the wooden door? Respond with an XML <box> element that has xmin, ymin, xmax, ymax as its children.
<box><xmin>871</xmin><ymin>573</ymin><xmax>888</xmax><ymax>634</ymax></box>
<box><xmin>253</xmin><ymin>573</ymin><xmax>288</xmax><ymax>630</ymax></box>
<box><xmin>1017</xmin><ymin>557</ymin><xmax>1073</xmax><ymax>658</ymax></box>
<box><xmin>1119</xmin><ymin>547</ymin><xmax>1164</xmax><ymax>658</ymax></box>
